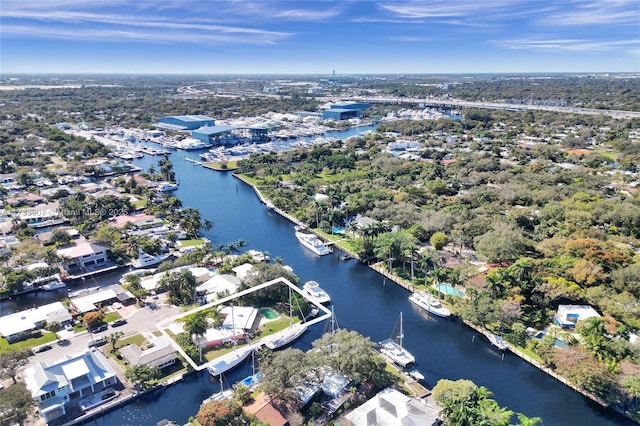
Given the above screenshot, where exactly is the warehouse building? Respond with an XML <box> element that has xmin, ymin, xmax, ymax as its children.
<box><xmin>322</xmin><ymin>102</ymin><xmax>370</xmax><ymax>120</ymax></box>
<box><xmin>157</xmin><ymin>115</ymin><xmax>215</xmax><ymax>131</ymax></box>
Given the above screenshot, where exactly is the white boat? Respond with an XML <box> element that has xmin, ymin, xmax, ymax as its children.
<box><xmin>295</xmin><ymin>231</ymin><xmax>331</xmax><ymax>256</ymax></box>
<box><xmin>207</xmin><ymin>345</ymin><xmax>253</xmax><ymax>377</ymax></box>
<box><xmin>379</xmin><ymin>312</ymin><xmax>415</xmax><ymax>367</ymax></box>
<box><xmin>156</xmin><ymin>181</ymin><xmax>179</xmax><ymax>192</ymax></box>
<box><xmin>175</xmin><ymin>138</ymin><xmax>212</xmax><ymax>150</ymax></box>
<box><xmin>409</xmin><ymin>291</ymin><xmax>451</xmax><ymax>318</ymax></box>
<box><xmin>202</xmin><ymin>374</ymin><xmax>234</xmax><ymax>405</ymax></box>
<box><xmin>266</xmin><ymin>287</ymin><xmax>308</xmax><ymax>350</ymax></box>
<box><xmin>132</xmin><ymin>249</ymin><xmax>171</xmax><ymax>269</ymax></box>
<box><xmin>487</xmin><ymin>333</ymin><xmax>509</xmax><ymax>351</ymax></box>
<box><xmin>302</xmin><ymin>280</ymin><xmax>331</xmax><ymax>305</ymax></box>
<box><xmin>41</xmin><ymin>280</ymin><xmax>66</xmax><ymax>291</ymax></box>
<box><xmin>407</xmin><ymin>369</ymin><xmax>424</xmax><ymax>381</ymax></box>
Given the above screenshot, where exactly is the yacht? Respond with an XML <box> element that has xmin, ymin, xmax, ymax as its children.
<box><xmin>487</xmin><ymin>333</ymin><xmax>509</xmax><ymax>351</ymax></box>
<box><xmin>175</xmin><ymin>138</ymin><xmax>212</xmax><ymax>150</ymax></box>
<box><xmin>408</xmin><ymin>291</ymin><xmax>451</xmax><ymax>318</ymax></box>
<box><xmin>295</xmin><ymin>231</ymin><xmax>331</xmax><ymax>256</ymax></box>
<box><xmin>302</xmin><ymin>280</ymin><xmax>331</xmax><ymax>305</ymax></box>
<box><xmin>379</xmin><ymin>312</ymin><xmax>415</xmax><ymax>367</ymax></box>
<box><xmin>156</xmin><ymin>181</ymin><xmax>179</xmax><ymax>192</ymax></box>
<box><xmin>132</xmin><ymin>249</ymin><xmax>171</xmax><ymax>269</ymax></box>
<box><xmin>41</xmin><ymin>280</ymin><xmax>66</xmax><ymax>291</ymax></box>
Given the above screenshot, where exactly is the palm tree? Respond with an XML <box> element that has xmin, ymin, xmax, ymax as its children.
<box><xmin>185</xmin><ymin>311</ymin><xmax>209</xmax><ymax>362</ymax></box>
<box><xmin>516</xmin><ymin>413</ymin><xmax>544</xmax><ymax>426</ymax></box>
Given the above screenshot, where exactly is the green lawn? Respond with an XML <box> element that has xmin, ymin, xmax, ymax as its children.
<box><xmin>118</xmin><ymin>333</ymin><xmax>148</xmax><ymax>349</ymax></box>
<box><xmin>104</xmin><ymin>312</ymin><xmax>123</xmax><ymax>323</ymax></box>
<box><xmin>179</xmin><ymin>238</ymin><xmax>207</xmax><ymax>247</ymax></box>
<box><xmin>0</xmin><ymin>331</ymin><xmax>57</xmax><ymax>352</ymax></box>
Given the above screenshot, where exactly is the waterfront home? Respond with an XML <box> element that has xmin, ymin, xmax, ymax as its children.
<box><xmin>24</xmin><ymin>349</ymin><xmax>118</xmax><ymax>423</ymax></box>
<box><xmin>232</xmin><ymin>263</ymin><xmax>254</xmax><ymax>280</ymax></box>
<box><xmin>350</xmin><ymin>214</ymin><xmax>377</xmax><ymax>233</ymax></box>
<box><xmin>197</xmin><ymin>274</ymin><xmax>240</xmax><ymax>303</ymax></box>
<box><xmin>119</xmin><ymin>335</ymin><xmax>178</xmax><ymax>370</ymax></box>
<box><xmin>554</xmin><ymin>304</ymin><xmax>601</xmax><ymax>329</ymax></box>
<box><xmin>195</xmin><ymin>306</ymin><xmax>259</xmax><ymax>348</ymax></box>
<box><xmin>57</xmin><ymin>242</ymin><xmax>110</xmax><ymax>274</ymax></box>
<box><xmin>244</xmin><ymin>393</ymin><xmax>288</xmax><ymax>426</ymax></box>
<box><xmin>70</xmin><ymin>287</ymin><xmax>134</xmax><ymax>314</ymax></box>
<box><xmin>0</xmin><ymin>301</ymin><xmax>72</xmax><ymax>343</ymax></box>
<box><xmin>344</xmin><ymin>387</ymin><xmax>439</xmax><ymax>426</ymax></box>
<box><xmin>10</xmin><ymin>202</ymin><xmax>64</xmax><ymax>228</ymax></box>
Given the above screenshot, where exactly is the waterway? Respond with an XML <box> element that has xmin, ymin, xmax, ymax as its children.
<box><xmin>5</xmin><ymin>125</ymin><xmax>633</xmax><ymax>425</ymax></box>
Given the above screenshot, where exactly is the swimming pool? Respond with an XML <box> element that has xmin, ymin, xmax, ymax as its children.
<box><xmin>535</xmin><ymin>332</ymin><xmax>569</xmax><ymax>349</ymax></box>
<box><xmin>259</xmin><ymin>308</ymin><xmax>278</xmax><ymax>320</ymax></box>
<box><xmin>435</xmin><ymin>283</ymin><xmax>464</xmax><ymax>297</ymax></box>
<box><xmin>332</xmin><ymin>226</ymin><xmax>345</xmax><ymax>234</ymax></box>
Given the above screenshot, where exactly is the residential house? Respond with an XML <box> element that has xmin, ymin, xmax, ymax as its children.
<box><xmin>24</xmin><ymin>349</ymin><xmax>118</xmax><ymax>423</ymax></box>
<box><xmin>57</xmin><ymin>242</ymin><xmax>110</xmax><ymax>274</ymax></box>
<box><xmin>554</xmin><ymin>304</ymin><xmax>601</xmax><ymax>329</ymax></box>
<box><xmin>344</xmin><ymin>387</ymin><xmax>440</xmax><ymax>426</ymax></box>
<box><xmin>0</xmin><ymin>301</ymin><xmax>72</xmax><ymax>343</ymax></box>
<box><xmin>119</xmin><ymin>335</ymin><xmax>178</xmax><ymax>370</ymax></box>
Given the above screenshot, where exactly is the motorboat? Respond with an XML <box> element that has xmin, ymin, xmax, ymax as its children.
<box><xmin>379</xmin><ymin>312</ymin><xmax>415</xmax><ymax>367</ymax></box>
<box><xmin>302</xmin><ymin>280</ymin><xmax>331</xmax><ymax>305</ymax></box>
<box><xmin>487</xmin><ymin>333</ymin><xmax>509</xmax><ymax>351</ymax></box>
<box><xmin>408</xmin><ymin>291</ymin><xmax>451</xmax><ymax>318</ymax></box>
<box><xmin>41</xmin><ymin>280</ymin><xmax>66</xmax><ymax>291</ymax></box>
<box><xmin>295</xmin><ymin>231</ymin><xmax>331</xmax><ymax>256</ymax></box>
<box><xmin>175</xmin><ymin>138</ymin><xmax>212</xmax><ymax>150</ymax></box>
<box><xmin>407</xmin><ymin>369</ymin><xmax>424</xmax><ymax>381</ymax></box>
<box><xmin>156</xmin><ymin>181</ymin><xmax>179</xmax><ymax>192</ymax></box>
<box><xmin>131</xmin><ymin>249</ymin><xmax>171</xmax><ymax>269</ymax></box>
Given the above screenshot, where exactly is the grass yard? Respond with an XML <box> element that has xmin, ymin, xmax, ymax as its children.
<box><xmin>104</xmin><ymin>312</ymin><xmax>122</xmax><ymax>323</ymax></box>
<box><xmin>0</xmin><ymin>331</ymin><xmax>57</xmax><ymax>353</ymax></box>
<box><xmin>178</xmin><ymin>238</ymin><xmax>207</xmax><ymax>247</ymax></box>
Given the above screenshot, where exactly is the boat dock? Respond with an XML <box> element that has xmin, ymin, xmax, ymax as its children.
<box><xmin>184</xmin><ymin>157</ymin><xmax>203</xmax><ymax>165</ymax></box>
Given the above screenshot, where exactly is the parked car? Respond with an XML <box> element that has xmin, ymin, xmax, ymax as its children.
<box><xmin>89</xmin><ymin>323</ymin><xmax>108</xmax><ymax>333</ymax></box>
<box><xmin>87</xmin><ymin>336</ymin><xmax>106</xmax><ymax>347</ymax></box>
<box><xmin>64</xmin><ymin>323</ymin><xmax>74</xmax><ymax>331</ymax></box>
<box><xmin>34</xmin><ymin>344</ymin><xmax>53</xmax><ymax>353</ymax></box>
<box><xmin>111</xmin><ymin>319</ymin><xmax>127</xmax><ymax>327</ymax></box>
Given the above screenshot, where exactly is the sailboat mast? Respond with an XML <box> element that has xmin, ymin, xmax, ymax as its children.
<box><xmin>399</xmin><ymin>312</ymin><xmax>404</xmax><ymax>348</ymax></box>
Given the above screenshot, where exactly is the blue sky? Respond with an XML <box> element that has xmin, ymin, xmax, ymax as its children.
<box><xmin>2</xmin><ymin>0</ymin><xmax>639</xmax><ymax>74</ymax></box>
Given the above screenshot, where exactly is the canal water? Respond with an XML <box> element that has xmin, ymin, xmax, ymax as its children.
<box><xmin>6</xmin><ymin>125</ymin><xmax>633</xmax><ymax>425</ymax></box>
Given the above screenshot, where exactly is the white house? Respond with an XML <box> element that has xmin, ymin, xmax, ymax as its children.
<box><xmin>345</xmin><ymin>387</ymin><xmax>440</xmax><ymax>426</ymax></box>
<box><xmin>119</xmin><ymin>335</ymin><xmax>178</xmax><ymax>370</ymax></box>
<box><xmin>554</xmin><ymin>304</ymin><xmax>601</xmax><ymax>329</ymax></box>
<box><xmin>24</xmin><ymin>349</ymin><xmax>118</xmax><ymax>423</ymax></box>
<box><xmin>0</xmin><ymin>301</ymin><xmax>72</xmax><ymax>343</ymax></box>
<box><xmin>57</xmin><ymin>242</ymin><xmax>109</xmax><ymax>272</ymax></box>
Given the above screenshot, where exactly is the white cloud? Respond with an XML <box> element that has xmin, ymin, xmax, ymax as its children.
<box><xmin>275</xmin><ymin>7</ymin><xmax>342</xmax><ymax>20</ymax></box>
<box><xmin>497</xmin><ymin>37</ymin><xmax>640</xmax><ymax>52</ymax></box>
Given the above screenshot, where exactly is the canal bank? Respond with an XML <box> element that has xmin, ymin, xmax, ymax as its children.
<box><xmin>233</xmin><ymin>172</ymin><xmax>635</xmax><ymax>425</ymax></box>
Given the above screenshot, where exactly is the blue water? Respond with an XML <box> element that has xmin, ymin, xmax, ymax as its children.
<box><xmin>8</xmin><ymin>125</ymin><xmax>633</xmax><ymax>426</ymax></box>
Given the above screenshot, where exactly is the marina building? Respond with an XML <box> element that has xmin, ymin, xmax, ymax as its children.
<box><xmin>322</xmin><ymin>102</ymin><xmax>371</xmax><ymax>120</ymax></box>
<box><xmin>157</xmin><ymin>115</ymin><xmax>215</xmax><ymax>131</ymax></box>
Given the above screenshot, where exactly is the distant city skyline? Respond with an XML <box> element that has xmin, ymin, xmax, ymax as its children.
<box><xmin>2</xmin><ymin>0</ymin><xmax>639</xmax><ymax>74</ymax></box>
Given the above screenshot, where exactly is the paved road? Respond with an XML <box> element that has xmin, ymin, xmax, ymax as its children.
<box><xmin>22</xmin><ymin>298</ymin><xmax>181</xmax><ymax>368</ymax></box>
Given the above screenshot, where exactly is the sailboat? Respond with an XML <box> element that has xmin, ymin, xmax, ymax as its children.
<box><xmin>236</xmin><ymin>350</ymin><xmax>263</xmax><ymax>389</ymax></box>
<box><xmin>323</xmin><ymin>305</ymin><xmax>340</xmax><ymax>335</ymax></box>
<box><xmin>202</xmin><ymin>374</ymin><xmax>234</xmax><ymax>404</ymax></box>
<box><xmin>379</xmin><ymin>312</ymin><xmax>415</xmax><ymax>367</ymax></box>
<box><xmin>265</xmin><ymin>287</ymin><xmax>308</xmax><ymax>350</ymax></box>
<box><xmin>207</xmin><ymin>305</ymin><xmax>253</xmax><ymax>376</ymax></box>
